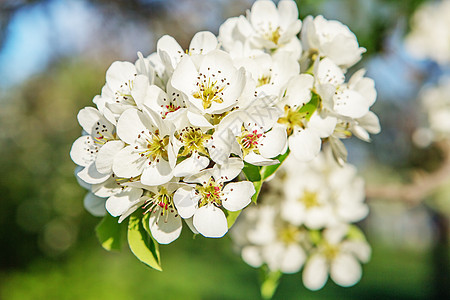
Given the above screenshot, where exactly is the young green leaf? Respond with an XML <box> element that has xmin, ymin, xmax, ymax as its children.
<box><xmin>128</xmin><ymin>212</ymin><xmax>162</xmax><ymax>271</ymax></box>
<box><xmin>95</xmin><ymin>214</ymin><xmax>125</xmax><ymax>251</ymax></box>
<box><xmin>243</xmin><ymin>162</ymin><xmax>262</xmax><ymax>182</ymax></box>
<box><xmin>260</xmin><ymin>150</ymin><xmax>290</xmax><ymax>181</ymax></box>
<box><xmin>225</xmin><ymin>209</ymin><xmax>242</xmax><ymax>228</ymax></box>
<box><xmin>260</xmin><ymin>268</ymin><xmax>282</xmax><ymax>300</ymax></box>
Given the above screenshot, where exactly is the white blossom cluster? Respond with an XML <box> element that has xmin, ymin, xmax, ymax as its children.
<box><xmin>231</xmin><ymin>150</ymin><xmax>371</xmax><ymax>290</ymax></box>
<box><xmin>70</xmin><ymin>0</ymin><xmax>379</xmax><ymax>252</ymax></box>
<box><xmin>405</xmin><ymin>0</ymin><xmax>450</xmax><ymax>65</ymax></box>
<box><xmin>413</xmin><ymin>76</ymin><xmax>450</xmax><ymax>148</ymax></box>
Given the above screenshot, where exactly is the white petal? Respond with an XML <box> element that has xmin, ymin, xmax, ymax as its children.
<box><xmin>244</xmin><ymin>152</ymin><xmax>279</xmax><ymax>166</ymax></box>
<box><xmin>140</xmin><ymin>159</ymin><xmax>173</xmax><ymax>186</ymax></box>
<box><xmin>241</xmin><ymin>246</ymin><xmax>263</xmax><ymax>268</ymax></box>
<box><xmin>284</xmin><ymin>74</ymin><xmax>314</xmax><ymax>108</ymax></box>
<box><xmin>83</xmin><ymin>193</ymin><xmax>106</xmax><ymax>217</ymax></box>
<box><xmin>259</xmin><ymin>126</ymin><xmax>287</xmax><ymax>158</ymax></box>
<box><xmin>186</xmin><ymin>111</ymin><xmax>213</xmax><ymax>129</ymax></box>
<box><xmin>213</xmin><ymin>157</ymin><xmax>244</xmax><ymax>182</ymax></box>
<box><xmin>250</xmin><ymin>0</ymin><xmax>278</xmax><ymax>28</ymax></box>
<box><xmin>302</xmin><ymin>254</ymin><xmax>329</xmax><ymax>291</ymax></box>
<box><xmin>149</xmin><ymin>209</ymin><xmax>182</xmax><ymax>244</ymax></box>
<box><xmin>189</xmin><ymin>31</ymin><xmax>218</xmax><ymax>55</ymax></box>
<box><xmin>193</xmin><ymin>204</ymin><xmax>228</xmax><ymax>238</ymax></box>
<box><xmin>130</xmin><ymin>75</ymin><xmax>151</xmax><ymax>109</ymax></box>
<box><xmin>116</xmin><ymin>108</ymin><xmax>152</xmax><ymax>144</ymax></box>
<box><xmin>170</xmin><ymin>56</ymin><xmax>198</xmax><ymax>99</ymax></box>
<box><xmin>70</xmin><ymin>136</ymin><xmax>95</xmax><ymax>167</ymax></box>
<box><xmin>105</xmin><ymin>187</ymin><xmax>143</xmax><ymax>217</ymax></box>
<box><xmin>77</xmin><ymin>107</ymin><xmax>114</xmax><ymax>136</ymax></box>
<box><xmin>330</xmin><ymin>253</ymin><xmax>362</xmax><ymax>287</ymax></box>
<box><xmin>173</xmin><ymin>187</ymin><xmax>197</xmax><ymax>218</ymax></box>
<box><xmin>309</xmin><ymin>114</ymin><xmax>337</xmax><ymax>138</ymax></box>
<box><xmin>157</xmin><ymin>35</ymin><xmax>184</xmax><ymax>71</ymax></box>
<box><xmin>173</xmin><ymin>154</ymin><xmax>209</xmax><ymax>177</ymax></box>
<box><xmin>333</xmin><ymin>89</ymin><xmax>369</xmax><ymax>118</ymax></box>
<box><xmin>281</xmin><ymin>244</ymin><xmax>306</xmax><ymax>274</ymax></box>
<box><xmin>222</xmin><ymin>181</ymin><xmax>255</xmax><ymax>211</ymax></box>
<box><xmin>112</xmin><ymin>146</ymin><xmax>146</xmax><ymax>178</ymax></box>
<box><xmin>77</xmin><ymin>162</ymin><xmax>110</xmax><ymax>184</ymax></box>
<box><xmin>106</xmin><ymin>61</ymin><xmax>136</xmax><ymax>91</ymax></box>
<box><xmin>289</xmin><ymin>129</ymin><xmax>321</xmax><ymax>162</ymax></box>
<box><xmin>95</xmin><ymin>140</ymin><xmax>124</xmax><ymax>174</ymax></box>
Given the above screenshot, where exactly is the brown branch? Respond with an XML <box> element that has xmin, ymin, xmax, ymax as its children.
<box><xmin>365</xmin><ymin>141</ymin><xmax>450</xmax><ymax>205</ymax></box>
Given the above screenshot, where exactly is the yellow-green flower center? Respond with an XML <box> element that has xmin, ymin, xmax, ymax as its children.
<box><xmin>257</xmin><ymin>74</ymin><xmax>271</xmax><ymax>87</ymax></box>
<box><xmin>143</xmin><ymin>186</ymin><xmax>176</xmax><ymax>216</ymax></box>
<box><xmin>237</xmin><ymin>128</ymin><xmax>263</xmax><ymax>156</ymax></box>
<box><xmin>138</xmin><ymin>130</ymin><xmax>169</xmax><ymax>162</ymax></box>
<box><xmin>197</xmin><ymin>178</ymin><xmax>223</xmax><ymax>207</ymax></box>
<box><xmin>179</xmin><ymin>127</ymin><xmax>211</xmax><ymax>157</ymax></box>
<box><xmin>193</xmin><ymin>75</ymin><xmax>225</xmax><ymax>109</ymax></box>
<box><xmin>299</xmin><ymin>190</ymin><xmax>320</xmax><ymax>209</ymax></box>
<box><xmin>264</xmin><ymin>26</ymin><xmax>281</xmax><ymax>45</ymax></box>
<box><xmin>279</xmin><ymin>224</ymin><xmax>301</xmax><ymax>244</ymax></box>
<box><xmin>277</xmin><ymin>105</ymin><xmax>308</xmax><ymax>135</ymax></box>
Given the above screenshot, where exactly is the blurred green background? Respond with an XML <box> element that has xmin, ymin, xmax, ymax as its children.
<box><xmin>0</xmin><ymin>0</ymin><xmax>449</xmax><ymax>299</ymax></box>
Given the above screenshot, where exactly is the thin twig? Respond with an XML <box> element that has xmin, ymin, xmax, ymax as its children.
<box><xmin>365</xmin><ymin>141</ymin><xmax>450</xmax><ymax>205</ymax></box>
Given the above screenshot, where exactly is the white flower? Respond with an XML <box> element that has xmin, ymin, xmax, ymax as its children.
<box><xmin>211</xmin><ymin>97</ymin><xmax>285</xmax><ymax>165</ymax></box>
<box><xmin>302</xmin><ymin>225</ymin><xmax>371</xmax><ymax>290</ymax></box>
<box><xmin>171</xmin><ymin>50</ymin><xmax>247</xmax><ymax>115</ymax></box>
<box><xmin>112</xmin><ymin>107</ymin><xmax>175</xmax><ymax>186</ymax></box>
<box><xmin>232</xmin><ymin>203</ymin><xmax>306</xmax><ymax>274</ymax></box>
<box><xmin>173</xmin><ymin>158</ymin><xmax>255</xmax><ymax>238</ymax></box>
<box><xmin>234</xmin><ymin>52</ymin><xmax>299</xmax><ymax>97</ymax></box>
<box><xmin>98</xmin><ymin>60</ymin><xmax>155</xmax><ymax>119</ymax></box>
<box><xmin>157</xmin><ymin>31</ymin><xmax>218</xmax><ymax>73</ymax></box>
<box><xmin>70</xmin><ymin>107</ymin><xmax>117</xmax><ymax>185</ymax></box>
<box><xmin>245</xmin><ymin>0</ymin><xmax>302</xmax><ymax>50</ymax></box>
<box><xmin>301</xmin><ymin>15</ymin><xmax>365</xmax><ymax>69</ymax></box>
<box><xmin>281</xmin><ymin>151</ymin><xmax>368</xmax><ymax>227</ymax></box>
<box><xmin>315</xmin><ymin>58</ymin><xmax>376</xmax><ymax>120</ymax></box>
<box><xmin>405</xmin><ymin>0</ymin><xmax>450</xmax><ymax>65</ymax></box>
<box><xmin>419</xmin><ymin>76</ymin><xmax>450</xmax><ymax>140</ymax></box>
<box><xmin>276</xmin><ymin>74</ymin><xmax>337</xmax><ymax>162</ymax></box>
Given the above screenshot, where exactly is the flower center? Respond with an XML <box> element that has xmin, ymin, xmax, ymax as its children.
<box><xmin>197</xmin><ymin>178</ymin><xmax>223</xmax><ymax>207</ymax></box>
<box><xmin>179</xmin><ymin>127</ymin><xmax>211</xmax><ymax>157</ymax></box>
<box><xmin>114</xmin><ymin>78</ymin><xmax>137</xmax><ymax>106</ymax></box>
<box><xmin>162</xmin><ymin>102</ymin><xmax>181</xmax><ymax>118</ymax></box>
<box><xmin>263</xmin><ymin>25</ymin><xmax>281</xmax><ymax>45</ymax></box>
<box><xmin>137</xmin><ymin>130</ymin><xmax>169</xmax><ymax>162</ymax></box>
<box><xmin>322</xmin><ymin>243</ymin><xmax>339</xmax><ymax>261</ymax></box>
<box><xmin>93</xmin><ymin>121</ymin><xmax>115</xmax><ymax>145</ymax></box>
<box><xmin>193</xmin><ymin>72</ymin><xmax>226</xmax><ymax>109</ymax></box>
<box><xmin>277</xmin><ymin>105</ymin><xmax>308</xmax><ymax>135</ymax></box>
<box><xmin>143</xmin><ymin>186</ymin><xmax>177</xmax><ymax>218</ymax></box>
<box><xmin>237</xmin><ymin>128</ymin><xmax>263</xmax><ymax>156</ymax></box>
<box><xmin>299</xmin><ymin>190</ymin><xmax>320</xmax><ymax>209</ymax></box>
<box><xmin>257</xmin><ymin>74</ymin><xmax>271</xmax><ymax>87</ymax></box>
<box><xmin>279</xmin><ymin>224</ymin><xmax>301</xmax><ymax>245</ymax></box>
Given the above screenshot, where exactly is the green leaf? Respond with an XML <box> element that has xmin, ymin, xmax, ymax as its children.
<box><xmin>243</xmin><ymin>162</ymin><xmax>261</xmax><ymax>182</ymax></box>
<box><xmin>260</xmin><ymin>150</ymin><xmax>290</xmax><ymax>181</ymax></box>
<box><xmin>127</xmin><ymin>212</ymin><xmax>162</xmax><ymax>271</ymax></box>
<box><xmin>225</xmin><ymin>209</ymin><xmax>242</xmax><ymax>228</ymax></box>
<box><xmin>251</xmin><ymin>180</ymin><xmax>263</xmax><ymax>204</ymax></box>
<box><xmin>95</xmin><ymin>214</ymin><xmax>125</xmax><ymax>251</ymax></box>
<box><xmin>347</xmin><ymin>225</ymin><xmax>367</xmax><ymax>241</ymax></box>
<box><xmin>260</xmin><ymin>268</ymin><xmax>282</xmax><ymax>300</ymax></box>
<box><xmin>298</xmin><ymin>93</ymin><xmax>319</xmax><ymax>121</ymax></box>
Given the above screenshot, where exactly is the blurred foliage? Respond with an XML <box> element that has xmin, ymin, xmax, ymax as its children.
<box><xmin>0</xmin><ymin>58</ymin><xmax>105</xmax><ymax>268</ymax></box>
<box><xmin>0</xmin><ymin>0</ymin><xmax>448</xmax><ymax>299</ymax></box>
